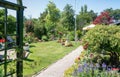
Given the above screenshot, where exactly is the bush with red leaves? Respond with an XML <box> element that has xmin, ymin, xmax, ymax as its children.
<box><xmin>93</xmin><ymin>12</ymin><xmax>113</xmax><ymax>25</ymax></box>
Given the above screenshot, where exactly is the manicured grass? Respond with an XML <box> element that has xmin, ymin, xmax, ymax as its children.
<box><xmin>23</xmin><ymin>41</ymin><xmax>80</xmax><ymax>77</ymax></box>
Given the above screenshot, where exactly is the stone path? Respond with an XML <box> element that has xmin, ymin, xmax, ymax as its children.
<box><xmin>33</xmin><ymin>46</ymin><xmax>83</xmax><ymax>77</ymax></box>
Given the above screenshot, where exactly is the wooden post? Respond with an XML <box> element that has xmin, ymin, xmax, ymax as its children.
<box><xmin>16</xmin><ymin>0</ymin><xmax>24</xmax><ymax>77</ymax></box>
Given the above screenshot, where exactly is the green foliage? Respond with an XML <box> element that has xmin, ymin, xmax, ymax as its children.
<box><xmin>64</xmin><ymin>65</ymin><xmax>76</xmax><ymax>77</ymax></box>
<box><xmin>42</xmin><ymin>35</ymin><xmax>48</xmax><ymax>41</ymax></box>
<box><xmin>7</xmin><ymin>15</ymin><xmax>16</xmax><ymax>34</ymax></box>
<box><xmin>35</xmin><ymin>1</ymin><xmax>60</xmax><ymax>40</ymax></box>
<box><xmin>104</xmin><ymin>8</ymin><xmax>120</xmax><ymax>20</ymax></box>
<box><xmin>56</xmin><ymin>25</ymin><xmax>66</xmax><ymax>39</ymax></box>
<box><xmin>77</xmin><ymin>5</ymin><xmax>97</xmax><ymax>30</ymax></box>
<box><xmin>68</xmin><ymin>31</ymin><xmax>74</xmax><ymax>41</ymax></box>
<box><xmin>34</xmin><ymin>20</ymin><xmax>47</xmax><ymax>39</ymax></box>
<box><xmin>60</xmin><ymin>4</ymin><xmax>75</xmax><ymax>31</ymax></box>
<box><xmin>0</xmin><ymin>68</ymin><xmax>3</xmax><ymax>77</ymax></box>
<box><xmin>46</xmin><ymin>1</ymin><xmax>60</xmax><ymax>23</ymax></box>
<box><xmin>24</xmin><ymin>33</ymin><xmax>35</xmax><ymax>43</ymax></box>
<box><xmin>45</xmin><ymin>1</ymin><xmax>60</xmax><ymax>32</ymax></box>
<box><xmin>77</xmin><ymin>30</ymin><xmax>82</xmax><ymax>40</ymax></box>
<box><xmin>0</xmin><ymin>9</ymin><xmax>16</xmax><ymax>34</ymax></box>
<box><xmin>82</xmin><ymin>25</ymin><xmax>120</xmax><ymax>52</ymax></box>
<box><xmin>24</xmin><ymin>20</ymin><xmax>34</xmax><ymax>33</ymax></box>
<box><xmin>0</xmin><ymin>9</ymin><xmax>5</xmax><ymax>34</ymax></box>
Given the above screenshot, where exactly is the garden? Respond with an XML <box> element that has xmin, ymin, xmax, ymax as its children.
<box><xmin>1</xmin><ymin>1</ymin><xmax>120</xmax><ymax>77</ymax></box>
<box><xmin>64</xmin><ymin>25</ymin><xmax>120</xmax><ymax>77</ymax></box>
<box><xmin>23</xmin><ymin>41</ymin><xmax>80</xmax><ymax>77</ymax></box>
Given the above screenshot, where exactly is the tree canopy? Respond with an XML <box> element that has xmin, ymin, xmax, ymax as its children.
<box><xmin>59</xmin><ymin>4</ymin><xmax>75</xmax><ymax>31</ymax></box>
<box><xmin>93</xmin><ymin>12</ymin><xmax>113</xmax><ymax>25</ymax></box>
<box><xmin>0</xmin><ymin>9</ymin><xmax>16</xmax><ymax>35</ymax></box>
<box><xmin>77</xmin><ymin>5</ymin><xmax>97</xmax><ymax>30</ymax></box>
<box><xmin>104</xmin><ymin>8</ymin><xmax>120</xmax><ymax>21</ymax></box>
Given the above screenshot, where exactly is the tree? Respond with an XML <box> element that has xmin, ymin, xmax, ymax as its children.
<box><xmin>88</xmin><ymin>10</ymin><xmax>97</xmax><ymax>21</ymax></box>
<box><xmin>34</xmin><ymin>20</ymin><xmax>47</xmax><ymax>39</ymax></box>
<box><xmin>45</xmin><ymin>1</ymin><xmax>60</xmax><ymax>31</ymax></box>
<box><xmin>77</xmin><ymin>13</ymin><xmax>92</xmax><ymax>29</ymax></box>
<box><xmin>81</xmin><ymin>6</ymin><xmax>84</xmax><ymax>14</ymax></box>
<box><xmin>0</xmin><ymin>9</ymin><xmax>5</xmax><ymax>34</ymax></box>
<box><xmin>44</xmin><ymin>1</ymin><xmax>60</xmax><ymax>40</ymax></box>
<box><xmin>60</xmin><ymin>4</ymin><xmax>75</xmax><ymax>31</ymax></box>
<box><xmin>77</xmin><ymin>5</ymin><xmax>97</xmax><ymax>30</ymax></box>
<box><xmin>7</xmin><ymin>15</ymin><xmax>16</xmax><ymax>34</ymax></box>
<box><xmin>46</xmin><ymin>1</ymin><xmax>60</xmax><ymax>22</ymax></box>
<box><xmin>104</xmin><ymin>8</ymin><xmax>120</xmax><ymax>21</ymax></box>
<box><xmin>39</xmin><ymin>10</ymin><xmax>47</xmax><ymax>24</ymax></box>
<box><xmin>24</xmin><ymin>19</ymin><xmax>34</xmax><ymax>33</ymax></box>
<box><xmin>82</xmin><ymin>25</ymin><xmax>120</xmax><ymax>66</ymax></box>
<box><xmin>0</xmin><ymin>9</ymin><xmax>16</xmax><ymax>35</ymax></box>
<box><xmin>93</xmin><ymin>12</ymin><xmax>113</xmax><ymax>25</ymax></box>
<box><xmin>34</xmin><ymin>10</ymin><xmax>47</xmax><ymax>39</ymax></box>
<box><xmin>84</xmin><ymin>5</ymin><xmax>87</xmax><ymax>13</ymax></box>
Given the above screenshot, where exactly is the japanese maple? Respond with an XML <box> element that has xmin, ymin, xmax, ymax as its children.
<box><xmin>93</xmin><ymin>12</ymin><xmax>113</xmax><ymax>25</ymax></box>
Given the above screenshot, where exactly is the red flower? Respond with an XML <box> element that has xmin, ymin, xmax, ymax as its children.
<box><xmin>0</xmin><ymin>39</ymin><xmax>5</xmax><ymax>43</ymax></box>
<box><xmin>112</xmin><ymin>68</ymin><xmax>119</xmax><ymax>71</ymax></box>
<box><xmin>90</xmin><ymin>53</ymin><xmax>94</xmax><ymax>58</ymax></box>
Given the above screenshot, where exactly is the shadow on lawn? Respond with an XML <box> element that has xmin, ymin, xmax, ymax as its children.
<box><xmin>23</xmin><ymin>58</ymin><xmax>34</xmax><ymax>62</ymax></box>
<box><xmin>29</xmin><ymin>45</ymin><xmax>36</xmax><ymax>48</ymax></box>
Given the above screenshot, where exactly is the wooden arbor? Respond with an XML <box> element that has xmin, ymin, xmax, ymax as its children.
<box><xmin>0</xmin><ymin>0</ymin><xmax>26</xmax><ymax>77</ymax></box>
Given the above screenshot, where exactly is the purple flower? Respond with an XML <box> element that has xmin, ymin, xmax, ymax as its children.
<box><xmin>107</xmin><ymin>66</ymin><xmax>111</xmax><ymax>71</ymax></box>
<box><xmin>107</xmin><ymin>68</ymin><xmax>111</xmax><ymax>71</ymax></box>
<box><xmin>90</xmin><ymin>63</ymin><xmax>94</xmax><ymax>68</ymax></box>
<box><xmin>78</xmin><ymin>66</ymin><xmax>83</xmax><ymax>72</ymax></box>
<box><xmin>95</xmin><ymin>63</ymin><xmax>100</xmax><ymax>69</ymax></box>
<box><xmin>96</xmin><ymin>63</ymin><xmax>100</xmax><ymax>68</ymax></box>
<box><xmin>83</xmin><ymin>63</ymin><xmax>88</xmax><ymax>68</ymax></box>
<box><xmin>102</xmin><ymin>62</ymin><xmax>106</xmax><ymax>68</ymax></box>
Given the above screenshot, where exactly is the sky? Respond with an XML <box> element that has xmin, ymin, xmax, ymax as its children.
<box><xmin>4</xmin><ymin>0</ymin><xmax>120</xmax><ymax>18</ymax></box>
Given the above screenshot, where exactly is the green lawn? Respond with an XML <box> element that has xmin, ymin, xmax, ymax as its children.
<box><xmin>23</xmin><ymin>41</ymin><xmax>80</xmax><ymax>77</ymax></box>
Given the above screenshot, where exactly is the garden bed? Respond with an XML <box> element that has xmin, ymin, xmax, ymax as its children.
<box><xmin>64</xmin><ymin>50</ymin><xmax>120</xmax><ymax>77</ymax></box>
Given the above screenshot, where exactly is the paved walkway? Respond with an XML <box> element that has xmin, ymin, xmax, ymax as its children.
<box><xmin>33</xmin><ymin>46</ymin><xmax>83</xmax><ymax>77</ymax></box>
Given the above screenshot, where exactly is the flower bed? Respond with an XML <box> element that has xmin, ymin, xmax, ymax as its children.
<box><xmin>64</xmin><ymin>51</ymin><xmax>120</xmax><ymax>77</ymax></box>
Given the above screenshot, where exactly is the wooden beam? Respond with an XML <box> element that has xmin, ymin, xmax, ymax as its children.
<box><xmin>0</xmin><ymin>0</ymin><xmax>26</xmax><ymax>10</ymax></box>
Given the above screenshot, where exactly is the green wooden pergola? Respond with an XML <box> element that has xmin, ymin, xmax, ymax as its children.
<box><xmin>0</xmin><ymin>0</ymin><xmax>26</xmax><ymax>77</ymax></box>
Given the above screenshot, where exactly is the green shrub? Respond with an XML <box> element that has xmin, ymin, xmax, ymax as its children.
<box><xmin>68</xmin><ymin>31</ymin><xmax>74</xmax><ymax>41</ymax></box>
<box><xmin>0</xmin><ymin>68</ymin><xmax>3</xmax><ymax>77</ymax></box>
<box><xmin>42</xmin><ymin>35</ymin><xmax>48</xmax><ymax>41</ymax></box>
<box><xmin>64</xmin><ymin>64</ymin><xmax>78</xmax><ymax>77</ymax></box>
<box><xmin>82</xmin><ymin>25</ymin><xmax>120</xmax><ymax>66</ymax></box>
<box><xmin>69</xmin><ymin>35</ymin><xmax>74</xmax><ymax>41</ymax></box>
<box><xmin>34</xmin><ymin>23</ymin><xmax>47</xmax><ymax>39</ymax></box>
<box><xmin>82</xmin><ymin>25</ymin><xmax>120</xmax><ymax>52</ymax></box>
<box><xmin>24</xmin><ymin>33</ymin><xmax>35</xmax><ymax>43</ymax></box>
<box><xmin>77</xmin><ymin>30</ymin><xmax>82</xmax><ymax>40</ymax></box>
